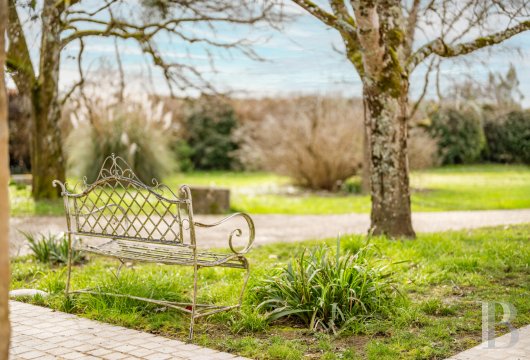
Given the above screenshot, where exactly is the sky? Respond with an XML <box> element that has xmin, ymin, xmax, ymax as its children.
<box><xmin>16</xmin><ymin>1</ymin><xmax>530</xmax><ymax>106</ymax></box>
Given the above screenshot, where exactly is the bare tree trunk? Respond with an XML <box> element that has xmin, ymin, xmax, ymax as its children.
<box><xmin>360</xmin><ymin>99</ymin><xmax>370</xmax><ymax>194</ymax></box>
<box><xmin>364</xmin><ymin>82</ymin><xmax>415</xmax><ymax>238</ymax></box>
<box><xmin>32</xmin><ymin>0</ymin><xmax>65</xmax><ymax>200</ymax></box>
<box><xmin>0</xmin><ymin>0</ymin><xmax>12</xmax><ymax>356</ymax></box>
<box><xmin>352</xmin><ymin>3</ymin><xmax>415</xmax><ymax>238</ymax></box>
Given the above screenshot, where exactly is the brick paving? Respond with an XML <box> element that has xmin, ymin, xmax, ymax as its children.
<box><xmin>447</xmin><ymin>324</ymin><xmax>530</xmax><ymax>360</ymax></box>
<box><xmin>9</xmin><ymin>301</ymin><xmax>248</xmax><ymax>360</ymax></box>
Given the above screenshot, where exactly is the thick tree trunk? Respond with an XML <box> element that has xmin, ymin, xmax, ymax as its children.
<box><xmin>360</xmin><ymin>99</ymin><xmax>370</xmax><ymax>194</ymax></box>
<box><xmin>350</xmin><ymin>2</ymin><xmax>415</xmax><ymax>238</ymax></box>
<box><xmin>364</xmin><ymin>82</ymin><xmax>415</xmax><ymax>238</ymax></box>
<box><xmin>0</xmin><ymin>0</ymin><xmax>12</xmax><ymax>356</ymax></box>
<box><xmin>32</xmin><ymin>0</ymin><xmax>65</xmax><ymax>200</ymax></box>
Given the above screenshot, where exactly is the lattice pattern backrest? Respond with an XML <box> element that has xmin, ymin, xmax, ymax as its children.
<box><xmin>67</xmin><ymin>155</ymin><xmax>190</xmax><ymax>244</ymax></box>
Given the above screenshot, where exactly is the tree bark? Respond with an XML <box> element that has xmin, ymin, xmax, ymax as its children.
<box><xmin>364</xmin><ymin>82</ymin><xmax>415</xmax><ymax>238</ymax></box>
<box><xmin>0</xmin><ymin>0</ymin><xmax>12</xmax><ymax>356</ymax></box>
<box><xmin>32</xmin><ymin>0</ymin><xmax>65</xmax><ymax>200</ymax></box>
<box><xmin>360</xmin><ymin>99</ymin><xmax>370</xmax><ymax>194</ymax></box>
<box><xmin>354</xmin><ymin>1</ymin><xmax>415</xmax><ymax>238</ymax></box>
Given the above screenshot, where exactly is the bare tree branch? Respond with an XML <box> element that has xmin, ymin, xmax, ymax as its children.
<box><xmin>329</xmin><ymin>0</ymin><xmax>356</xmax><ymax>28</ymax></box>
<box><xmin>52</xmin><ymin>0</ymin><xmax>283</xmax><ymax>99</ymax></box>
<box><xmin>328</xmin><ymin>1</ymin><xmax>363</xmax><ymax>74</ymax></box>
<box><xmin>114</xmin><ymin>37</ymin><xmax>125</xmax><ymax>102</ymax></box>
<box><xmin>409</xmin><ymin>20</ymin><xmax>530</xmax><ymax>70</ymax></box>
<box><xmin>292</xmin><ymin>0</ymin><xmax>356</xmax><ymax>34</ymax></box>
<box><xmin>404</xmin><ymin>0</ymin><xmax>421</xmax><ymax>59</ymax></box>
<box><xmin>64</xmin><ymin>0</ymin><xmax>117</xmax><ymax>17</ymax></box>
<box><xmin>410</xmin><ymin>56</ymin><xmax>437</xmax><ymax>119</ymax></box>
<box><xmin>60</xmin><ymin>38</ymin><xmax>85</xmax><ymax>105</ymax></box>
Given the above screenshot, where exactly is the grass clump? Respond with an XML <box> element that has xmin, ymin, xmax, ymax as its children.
<box><xmin>254</xmin><ymin>241</ymin><xmax>399</xmax><ymax>333</ymax></box>
<box><xmin>22</xmin><ymin>231</ymin><xmax>85</xmax><ymax>265</ymax></box>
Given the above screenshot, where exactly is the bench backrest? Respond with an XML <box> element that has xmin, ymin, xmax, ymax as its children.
<box><xmin>54</xmin><ymin>155</ymin><xmax>194</xmax><ymax>245</ymax></box>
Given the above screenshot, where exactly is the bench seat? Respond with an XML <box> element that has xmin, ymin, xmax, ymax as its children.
<box><xmin>77</xmin><ymin>239</ymin><xmax>247</xmax><ymax>269</ymax></box>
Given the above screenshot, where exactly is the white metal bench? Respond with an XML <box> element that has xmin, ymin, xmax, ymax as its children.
<box><xmin>52</xmin><ymin>154</ymin><xmax>255</xmax><ymax>340</ymax></box>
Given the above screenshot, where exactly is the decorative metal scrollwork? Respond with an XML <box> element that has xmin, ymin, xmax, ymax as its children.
<box><xmin>53</xmin><ymin>154</ymin><xmax>190</xmax><ymax>244</ymax></box>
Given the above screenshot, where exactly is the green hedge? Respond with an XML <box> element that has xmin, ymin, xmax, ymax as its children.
<box><xmin>428</xmin><ymin>107</ymin><xmax>485</xmax><ymax>165</ymax></box>
<box><xmin>483</xmin><ymin>110</ymin><xmax>530</xmax><ymax>164</ymax></box>
<box><xmin>182</xmin><ymin>97</ymin><xmax>240</xmax><ymax>171</ymax></box>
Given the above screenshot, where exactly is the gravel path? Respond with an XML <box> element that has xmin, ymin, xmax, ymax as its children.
<box><xmin>9</xmin><ymin>209</ymin><xmax>530</xmax><ymax>256</ymax></box>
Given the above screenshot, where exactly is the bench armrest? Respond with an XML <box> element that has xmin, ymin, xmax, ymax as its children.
<box><xmin>194</xmin><ymin>213</ymin><xmax>255</xmax><ymax>255</ymax></box>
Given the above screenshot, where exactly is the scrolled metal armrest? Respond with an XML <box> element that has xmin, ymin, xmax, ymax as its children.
<box><xmin>194</xmin><ymin>212</ymin><xmax>255</xmax><ymax>255</ymax></box>
<box><xmin>52</xmin><ymin>180</ymin><xmax>67</xmax><ymax>195</ymax></box>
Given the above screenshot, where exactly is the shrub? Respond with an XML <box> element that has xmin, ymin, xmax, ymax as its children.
<box><xmin>66</xmin><ymin>95</ymin><xmax>177</xmax><ymax>183</ymax></box>
<box><xmin>483</xmin><ymin>110</ymin><xmax>530</xmax><ymax>164</ymax></box>
<box><xmin>253</xmin><ymin>241</ymin><xmax>399</xmax><ymax>333</ymax></box>
<box><xmin>408</xmin><ymin>128</ymin><xmax>440</xmax><ymax>170</ymax></box>
<box><xmin>428</xmin><ymin>107</ymin><xmax>485</xmax><ymax>164</ymax></box>
<box><xmin>172</xmin><ymin>140</ymin><xmax>195</xmax><ymax>172</ymax></box>
<box><xmin>182</xmin><ymin>96</ymin><xmax>240</xmax><ymax>170</ymax></box>
<box><xmin>22</xmin><ymin>232</ymin><xmax>85</xmax><ymax>265</ymax></box>
<box><xmin>236</xmin><ymin>96</ymin><xmax>363</xmax><ymax>191</ymax></box>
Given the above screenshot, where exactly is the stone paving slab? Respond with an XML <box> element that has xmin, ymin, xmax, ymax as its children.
<box><xmin>447</xmin><ymin>324</ymin><xmax>530</xmax><ymax>360</ymax></box>
<box><xmin>9</xmin><ymin>301</ymin><xmax>249</xmax><ymax>360</ymax></box>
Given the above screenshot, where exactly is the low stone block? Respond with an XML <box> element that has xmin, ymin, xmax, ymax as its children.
<box><xmin>11</xmin><ymin>174</ymin><xmax>32</xmax><ymax>186</ymax></box>
<box><xmin>9</xmin><ymin>289</ymin><xmax>49</xmax><ymax>299</ymax></box>
<box><xmin>190</xmin><ymin>187</ymin><xmax>230</xmax><ymax>214</ymax></box>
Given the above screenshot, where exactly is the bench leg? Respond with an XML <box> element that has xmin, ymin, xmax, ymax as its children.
<box><xmin>114</xmin><ymin>258</ymin><xmax>126</xmax><ymax>280</ymax></box>
<box><xmin>65</xmin><ymin>233</ymin><xmax>73</xmax><ymax>297</ymax></box>
<box><xmin>239</xmin><ymin>258</ymin><xmax>250</xmax><ymax>307</ymax></box>
<box><xmin>189</xmin><ymin>263</ymin><xmax>199</xmax><ymax>341</ymax></box>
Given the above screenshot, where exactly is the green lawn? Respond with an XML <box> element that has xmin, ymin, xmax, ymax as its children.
<box><xmin>10</xmin><ymin>164</ymin><xmax>530</xmax><ymax>216</ymax></box>
<box><xmin>410</xmin><ymin>165</ymin><xmax>530</xmax><ymax>211</ymax></box>
<box><xmin>11</xmin><ymin>224</ymin><xmax>530</xmax><ymax>359</ymax></box>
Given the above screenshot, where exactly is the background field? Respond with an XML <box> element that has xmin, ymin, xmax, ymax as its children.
<box><xmin>10</xmin><ymin>164</ymin><xmax>530</xmax><ymax>216</ymax></box>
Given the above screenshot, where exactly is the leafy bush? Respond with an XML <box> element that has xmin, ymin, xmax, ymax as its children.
<box><xmin>253</xmin><ymin>241</ymin><xmax>399</xmax><ymax>333</ymax></box>
<box><xmin>428</xmin><ymin>107</ymin><xmax>485</xmax><ymax>164</ymax></box>
<box><xmin>22</xmin><ymin>232</ymin><xmax>85</xmax><ymax>265</ymax></box>
<box><xmin>172</xmin><ymin>140</ymin><xmax>195</xmax><ymax>172</ymax></box>
<box><xmin>66</xmin><ymin>95</ymin><xmax>177</xmax><ymax>183</ymax></box>
<box><xmin>182</xmin><ymin>96</ymin><xmax>240</xmax><ymax>170</ymax></box>
<box><xmin>483</xmin><ymin>110</ymin><xmax>530</xmax><ymax>164</ymax></box>
<box><xmin>235</xmin><ymin>96</ymin><xmax>363</xmax><ymax>191</ymax></box>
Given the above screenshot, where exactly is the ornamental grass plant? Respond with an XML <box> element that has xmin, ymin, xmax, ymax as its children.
<box><xmin>254</xmin><ymin>239</ymin><xmax>400</xmax><ymax>333</ymax></box>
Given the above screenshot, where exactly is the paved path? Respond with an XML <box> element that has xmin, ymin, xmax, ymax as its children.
<box><xmin>447</xmin><ymin>324</ymin><xmax>530</xmax><ymax>359</ymax></box>
<box><xmin>9</xmin><ymin>209</ymin><xmax>530</xmax><ymax>256</ymax></box>
<box><xmin>9</xmin><ymin>301</ymin><xmax>248</xmax><ymax>360</ymax></box>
